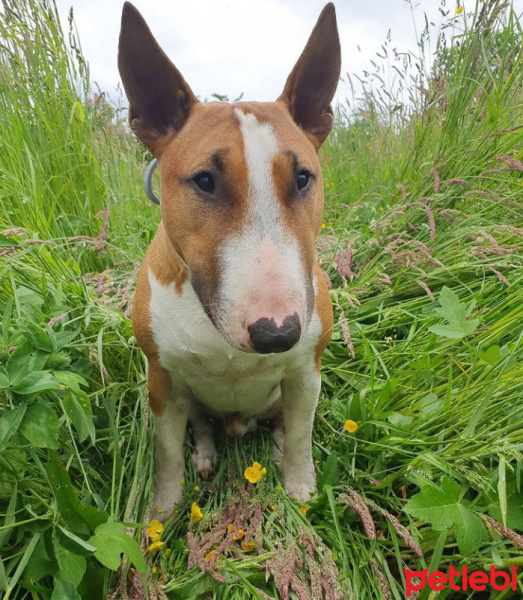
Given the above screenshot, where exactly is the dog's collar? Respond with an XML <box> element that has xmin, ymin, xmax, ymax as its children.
<box><xmin>144</xmin><ymin>158</ymin><xmax>160</xmax><ymax>205</ymax></box>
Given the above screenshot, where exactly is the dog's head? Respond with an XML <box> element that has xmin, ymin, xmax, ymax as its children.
<box><xmin>118</xmin><ymin>2</ymin><xmax>340</xmax><ymax>354</ymax></box>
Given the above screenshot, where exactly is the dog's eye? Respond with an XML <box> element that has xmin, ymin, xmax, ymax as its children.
<box><xmin>193</xmin><ymin>172</ymin><xmax>216</xmax><ymax>194</ymax></box>
<box><xmin>296</xmin><ymin>169</ymin><xmax>311</xmax><ymax>191</ymax></box>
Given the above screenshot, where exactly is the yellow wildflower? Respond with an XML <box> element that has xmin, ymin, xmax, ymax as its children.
<box><xmin>244</xmin><ymin>462</ymin><xmax>267</xmax><ymax>484</ymax></box>
<box><xmin>344</xmin><ymin>420</ymin><xmax>358</xmax><ymax>433</ymax></box>
<box><xmin>321</xmin><ymin>223</ymin><xmax>327</xmax><ymax>229</ymax></box>
<box><xmin>328</xmin><ymin>221</ymin><xmax>333</xmax><ymax>226</ymax></box>
<box><xmin>191</xmin><ymin>502</ymin><xmax>203</xmax><ymax>522</ymax></box>
<box><xmin>204</xmin><ymin>550</ymin><xmax>216</xmax><ymax>562</ymax></box>
<box><xmin>300</xmin><ymin>506</ymin><xmax>310</xmax><ymax>516</ymax></box>
<box><xmin>228</xmin><ymin>524</ymin><xmax>245</xmax><ymax>541</ymax></box>
<box><xmin>128</xmin><ymin>567</ymin><xmax>136</xmax><ymax>582</ymax></box>
<box><xmin>234</xmin><ymin>529</ymin><xmax>245</xmax><ymax>541</ymax></box>
<box><xmin>456</xmin><ymin>5</ymin><xmax>463</xmax><ymax>13</ymax></box>
<box><xmin>241</xmin><ymin>540</ymin><xmax>255</xmax><ymax>552</ymax></box>
<box><xmin>276</xmin><ymin>485</ymin><xmax>283</xmax><ymax>493</ymax></box>
<box><xmin>147</xmin><ymin>540</ymin><xmax>166</xmax><ymax>553</ymax></box>
<box><xmin>152</xmin><ymin>566</ymin><xmax>158</xmax><ymax>574</ymax></box>
<box><xmin>269</xmin><ymin>504</ymin><xmax>276</xmax><ymax>511</ymax></box>
<box><xmin>165</xmin><ymin>548</ymin><xmax>172</xmax><ymax>558</ymax></box>
<box><xmin>193</xmin><ymin>485</ymin><xmax>200</xmax><ymax>492</ymax></box>
<box><xmin>147</xmin><ymin>519</ymin><xmax>164</xmax><ymax>543</ymax></box>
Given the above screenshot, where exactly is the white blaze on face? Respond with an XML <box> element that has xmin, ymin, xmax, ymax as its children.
<box><xmin>216</xmin><ymin>109</ymin><xmax>308</xmax><ymax>349</ymax></box>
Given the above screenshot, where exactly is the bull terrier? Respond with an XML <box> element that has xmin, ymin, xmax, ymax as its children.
<box><xmin>118</xmin><ymin>1</ymin><xmax>340</xmax><ymax>517</ymax></box>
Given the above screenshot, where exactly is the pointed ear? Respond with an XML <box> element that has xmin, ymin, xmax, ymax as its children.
<box><xmin>118</xmin><ymin>2</ymin><xmax>197</xmax><ymax>154</ymax></box>
<box><xmin>279</xmin><ymin>3</ymin><xmax>341</xmax><ymax>149</ymax></box>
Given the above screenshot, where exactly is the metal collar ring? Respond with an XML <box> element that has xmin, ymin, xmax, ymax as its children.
<box><xmin>143</xmin><ymin>158</ymin><xmax>160</xmax><ymax>205</ymax></box>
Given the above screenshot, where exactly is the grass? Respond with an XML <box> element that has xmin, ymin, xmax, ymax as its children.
<box><xmin>0</xmin><ymin>0</ymin><xmax>522</xmax><ymax>598</ymax></box>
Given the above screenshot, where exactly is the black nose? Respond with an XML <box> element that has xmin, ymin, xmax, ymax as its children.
<box><xmin>248</xmin><ymin>313</ymin><xmax>301</xmax><ymax>354</ymax></box>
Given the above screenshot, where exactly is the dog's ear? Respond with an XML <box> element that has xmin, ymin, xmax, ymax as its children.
<box><xmin>279</xmin><ymin>3</ymin><xmax>341</xmax><ymax>149</ymax></box>
<box><xmin>118</xmin><ymin>2</ymin><xmax>197</xmax><ymax>155</ymax></box>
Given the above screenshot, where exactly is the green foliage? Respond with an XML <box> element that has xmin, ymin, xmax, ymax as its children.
<box><xmin>19</xmin><ymin>400</ymin><xmax>60</xmax><ymax>448</ymax></box>
<box><xmin>89</xmin><ymin>522</ymin><xmax>146</xmax><ymax>574</ymax></box>
<box><xmin>404</xmin><ymin>477</ymin><xmax>487</xmax><ymax>555</ymax></box>
<box><xmin>0</xmin><ymin>405</ymin><xmax>26</xmax><ymax>452</ymax></box>
<box><xmin>0</xmin><ymin>0</ymin><xmax>522</xmax><ymax>598</ymax></box>
<box><xmin>428</xmin><ymin>286</ymin><xmax>480</xmax><ymax>339</ymax></box>
<box><xmin>318</xmin><ymin>452</ymin><xmax>340</xmax><ymax>490</ymax></box>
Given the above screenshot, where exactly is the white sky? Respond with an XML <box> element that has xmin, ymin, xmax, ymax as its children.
<box><xmin>54</xmin><ymin>0</ymin><xmax>518</xmax><ymax>106</ymax></box>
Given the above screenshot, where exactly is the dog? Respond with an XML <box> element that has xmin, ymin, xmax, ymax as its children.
<box><xmin>118</xmin><ymin>1</ymin><xmax>340</xmax><ymax>517</ymax></box>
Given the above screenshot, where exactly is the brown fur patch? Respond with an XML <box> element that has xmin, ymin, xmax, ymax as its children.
<box><xmin>146</xmin><ymin>356</ymin><xmax>174</xmax><ymax>415</ymax></box>
<box><xmin>147</xmin><ymin>223</ymin><xmax>187</xmax><ymax>292</ymax></box>
<box><xmin>313</xmin><ymin>261</ymin><xmax>334</xmax><ymax>372</ymax></box>
<box><xmin>132</xmin><ymin>225</ymin><xmax>188</xmax><ymax>414</ymax></box>
<box><xmin>158</xmin><ymin>102</ymin><xmax>251</xmax><ymax>318</ymax></box>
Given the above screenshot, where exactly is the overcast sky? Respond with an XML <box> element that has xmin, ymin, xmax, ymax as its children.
<box><xmin>53</xmin><ymin>0</ymin><xmax>516</xmax><ymax>106</ymax></box>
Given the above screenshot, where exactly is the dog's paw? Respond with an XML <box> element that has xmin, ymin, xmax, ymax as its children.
<box><xmin>192</xmin><ymin>448</ymin><xmax>218</xmax><ymax>480</ymax></box>
<box><xmin>284</xmin><ymin>478</ymin><xmax>317</xmax><ymax>503</ymax></box>
<box><xmin>281</xmin><ymin>461</ymin><xmax>317</xmax><ymax>503</ymax></box>
<box><xmin>152</xmin><ymin>483</ymin><xmax>183</xmax><ymax>521</ymax></box>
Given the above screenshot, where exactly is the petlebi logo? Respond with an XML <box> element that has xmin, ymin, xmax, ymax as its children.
<box><xmin>404</xmin><ymin>564</ymin><xmax>519</xmax><ymax>597</ymax></box>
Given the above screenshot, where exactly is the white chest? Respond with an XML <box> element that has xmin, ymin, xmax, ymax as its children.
<box><xmin>147</xmin><ymin>269</ymin><xmax>320</xmax><ymax>415</ymax></box>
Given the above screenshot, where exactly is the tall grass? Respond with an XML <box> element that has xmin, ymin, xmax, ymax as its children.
<box><xmin>0</xmin><ymin>0</ymin><xmax>522</xmax><ymax>598</ymax></box>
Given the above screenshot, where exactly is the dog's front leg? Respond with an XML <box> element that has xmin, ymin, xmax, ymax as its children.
<box><xmin>280</xmin><ymin>365</ymin><xmax>321</xmax><ymax>502</ymax></box>
<box><xmin>190</xmin><ymin>401</ymin><xmax>217</xmax><ymax>480</ymax></box>
<box><xmin>148</xmin><ymin>359</ymin><xmax>190</xmax><ymax>519</ymax></box>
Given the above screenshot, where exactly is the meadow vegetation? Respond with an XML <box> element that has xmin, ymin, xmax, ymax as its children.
<box><xmin>0</xmin><ymin>0</ymin><xmax>522</xmax><ymax>598</ymax></box>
